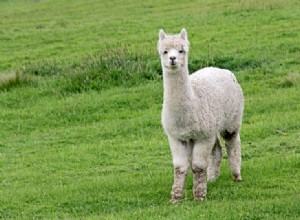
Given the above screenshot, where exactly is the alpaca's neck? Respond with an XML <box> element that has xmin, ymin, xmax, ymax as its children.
<box><xmin>163</xmin><ymin>66</ymin><xmax>194</xmax><ymax>107</ymax></box>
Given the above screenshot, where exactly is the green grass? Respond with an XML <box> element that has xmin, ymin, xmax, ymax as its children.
<box><xmin>0</xmin><ymin>0</ymin><xmax>299</xmax><ymax>219</ymax></box>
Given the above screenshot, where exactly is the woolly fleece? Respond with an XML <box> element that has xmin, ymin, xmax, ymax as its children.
<box><xmin>158</xmin><ymin>28</ymin><xmax>244</xmax><ymax>203</ymax></box>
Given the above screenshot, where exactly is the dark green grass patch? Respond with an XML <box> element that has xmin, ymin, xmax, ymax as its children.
<box><xmin>0</xmin><ymin>71</ymin><xmax>36</xmax><ymax>91</ymax></box>
<box><xmin>19</xmin><ymin>46</ymin><xmax>161</xmax><ymax>93</ymax></box>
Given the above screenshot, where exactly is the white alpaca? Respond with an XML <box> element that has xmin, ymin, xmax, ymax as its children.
<box><xmin>158</xmin><ymin>29</ymin><xmax>244</xmax><ymax>203</ymax></box>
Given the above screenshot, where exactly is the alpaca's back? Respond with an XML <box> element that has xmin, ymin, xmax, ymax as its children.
<box><xmin>190</xmin><ymin>67</ymin><xmax>244</xmax><ymax>133</ymax></box>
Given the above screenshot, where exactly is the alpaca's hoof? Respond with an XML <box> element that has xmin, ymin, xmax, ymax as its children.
<box><xmin>194</xmin><ymin>196</ymin><xmax>205</xmax><ymax>202</ymax></box>
<box><xmin>234</xmin><ymin>174</ymin><xmax>242</xmax><ymax>182</ymax></box>
<box><xmin>169</xmin><ymin>198</ymin><xmax>181</xmax><ymax>204</ymax></box>
<box><xmin>193</xmin><ymin>190</ymin><xmax>206</xmax><ymax>202</ymax></box>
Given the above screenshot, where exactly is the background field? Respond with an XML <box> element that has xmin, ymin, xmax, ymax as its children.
<box><xmin>0</xmin><ymin>0</ymin><xmax>299</xmax><ymax>219</ymax></box>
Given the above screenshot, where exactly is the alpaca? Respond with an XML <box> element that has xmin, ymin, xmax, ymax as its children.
<box><xmin>158</xmin><ymin>28</ymin><xmax>244</xmax><ymax>203</ymax></box>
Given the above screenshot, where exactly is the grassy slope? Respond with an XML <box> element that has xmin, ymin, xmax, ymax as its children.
<box><xmin>0</xmin><ymin>0</ymin><xmax>300</xmax><ymax>219</ymax></box>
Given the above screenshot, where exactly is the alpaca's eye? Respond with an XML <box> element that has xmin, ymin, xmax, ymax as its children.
<box><xmin>179</xmin><ymin>50</ymin><xmax>184</xmax><ymax>53</ymax></box>
<box><xmin>163</xmin><ymin>51</ymin><xmax>168</xmax><ymax>54</ymax></box>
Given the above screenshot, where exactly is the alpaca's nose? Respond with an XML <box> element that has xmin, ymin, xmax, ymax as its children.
<box><xmin>170</xmin><ymin>56</ymin><xmax>176</xmax><ymax>61</ymax></box>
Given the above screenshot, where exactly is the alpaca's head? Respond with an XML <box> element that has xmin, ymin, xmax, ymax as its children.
<box><xmin>158</xmin><ymin>28</ymin><xmax>190</xmax><ymax>71</ymax></box>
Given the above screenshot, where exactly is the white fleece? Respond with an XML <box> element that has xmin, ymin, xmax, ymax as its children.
<box><xmin>158</xmin><ymin>28</ymin><xmax>244</xmax><ymax>202</ymax></box>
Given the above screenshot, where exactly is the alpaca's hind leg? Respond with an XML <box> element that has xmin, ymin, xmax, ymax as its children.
<box><xmin>168</xmin><ymin>136</ymin><xmax>190</xmax><ymax>203</ymax></box>
<box><xmin>224</xmin><ymin>132</ymin><xmax>242</xmax><ymax>182</ymax></box>
<box><xmin>192</xmin><ymin>138</ymin><xmax>215</xmax><ymax>201</ymax></box>
<box><xmin>207</xmin><ymin>137</ymin><xmax>222</xmax><ymax>181</ymax></box>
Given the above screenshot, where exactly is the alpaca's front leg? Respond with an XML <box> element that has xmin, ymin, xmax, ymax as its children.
<box><xmin>168</xmin><ymin>136</ymin><xmax>190</xmax><ymax>203</ymax></box>
<box><xmin>192</xmin><ymin>138</ymin><xmax>215</xmax><ymax>201</ymax></box>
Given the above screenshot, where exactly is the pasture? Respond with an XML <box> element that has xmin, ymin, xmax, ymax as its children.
<box><xmin>0</xmin><ymin>0</ymin><xmax>299</xmax><ymax>219</ymax></box>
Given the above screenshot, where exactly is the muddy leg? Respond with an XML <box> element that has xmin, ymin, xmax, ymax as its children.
<box><xmin>192</xmin><ymin>138</ymin><xmax>215</xmax><ymax>201</ymax></box>
<box><xmin>168</xmin><ymin>137</ymin><xmax>190</xmax><ymax>203</ymax></box>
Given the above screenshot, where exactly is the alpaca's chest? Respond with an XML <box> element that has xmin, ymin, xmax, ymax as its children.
<box><xmin>162</xmin><ymin>106</ymin><xmax>205</xmax><ymax>140</ymax></box>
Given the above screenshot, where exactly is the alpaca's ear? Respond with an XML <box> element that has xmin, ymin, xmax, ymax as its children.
<box><xmin>180</xmin><ymin>28</ymin><xmax>187</xmax><ymax>40</ymax></box>
<box><xmin>159</xmin><ymin>29</ymin><xmax>166</xmax><ymax>40</ymax></box>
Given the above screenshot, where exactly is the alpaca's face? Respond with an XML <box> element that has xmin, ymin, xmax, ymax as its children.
<box><xmin>158</xmin><ymin>29</ymin><xmax>189</xmax><ymax>70</ymax></box>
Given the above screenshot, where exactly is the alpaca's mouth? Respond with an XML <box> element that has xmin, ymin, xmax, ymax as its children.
<box><xmin>170</xmin><ymin>61</ymin><xmax>177</xmax><ymax>66</ymax></box>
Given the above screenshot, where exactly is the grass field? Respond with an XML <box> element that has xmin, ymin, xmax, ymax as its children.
<box><xmin>0</xmin><ymin>0</ymin><xmax>300</xmax><ymax>219</ymax></box>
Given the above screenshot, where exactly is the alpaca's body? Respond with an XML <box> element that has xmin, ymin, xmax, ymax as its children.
<box><xmin>162</xmin><ymin>67</ymin><xmax>243</xmax><ymax>141</ymax></box>
<box><xmin>158</xmin><ymin>29</ymin><xmax>244</xmax><ymax>203</ymax></box>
